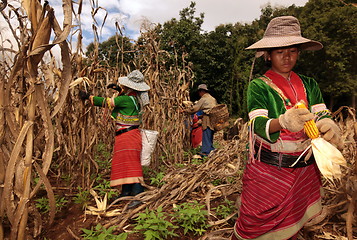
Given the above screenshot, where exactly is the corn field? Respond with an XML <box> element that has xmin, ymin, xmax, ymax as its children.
<box><xmin>0</xmin><ymin>1</ymin><xmax>356</xmax><ymax>239</ymax></box>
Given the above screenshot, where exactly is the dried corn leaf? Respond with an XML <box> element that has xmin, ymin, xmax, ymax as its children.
<box><xmin>2</xmin><ymin>121</ymin><xmax>33</xmax><ymax>225</ymax></box>
<box><xmin>21</xmin><ymin>0</ymin><xmax>42</xmax><ymax>31</ymax></box>
<box><xmin>29</xmin><ymin>9</ymin><xmax>53</xmax><ymax>68</ymax></box>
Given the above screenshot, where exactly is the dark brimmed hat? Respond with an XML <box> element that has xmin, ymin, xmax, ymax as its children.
<box><xmin>246</xmin><ymin>16</ymin><xmax>323</xmax><ymax>57</ymax></box>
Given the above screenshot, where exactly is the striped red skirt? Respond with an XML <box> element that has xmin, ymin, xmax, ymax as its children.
<box><xmin>110</xmin><ymin>129</ymin><xmax>143</xmax><ymax>187</ymax></box>
<box><xmin>191</xmin><ymin>126</ymin><xmax>202</xmax><ymax>148</ymax></box>
<box><xmin>232</xmin><ymin>161</ymin><xmax>322</xmax><ymax>240</ymax></box>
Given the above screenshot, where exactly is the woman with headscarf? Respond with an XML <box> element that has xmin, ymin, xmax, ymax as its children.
<box><xmin>80</xmin><ymin>70</ymin><xmax>150</xmax><ymax>208</ymax></box>
<box><xmin>231</xmin><ymin>16</ymin><xmax>342</xmax><ymax>240</ymax></box>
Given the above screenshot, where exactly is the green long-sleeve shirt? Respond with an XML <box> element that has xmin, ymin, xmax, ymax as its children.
<box><xmin>91</xmin><ymin>95</ymin><xmax>141</xmax><ymax>126</ymax></box>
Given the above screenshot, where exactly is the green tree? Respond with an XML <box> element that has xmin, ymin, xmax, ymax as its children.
<box><xmin>297</xmin><ymin>0</ymin><xmax>357</xmax><ymax>109</ymax></box>
<box><xmin>86</xmin><ymin>35</ymin><xmax>135</xmax><ymax>70</ymax></box>
<box><xmin>156</xmin><ymin>2</ymin><xmax>205</xmax><ymax>77</ymax></box>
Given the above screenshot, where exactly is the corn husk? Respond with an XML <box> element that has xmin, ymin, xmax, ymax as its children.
<box><xmin>293</xmin><ymin>102</ymin><xmax>346</xmax><ymax>180</ymax></box>
<box><xmin>85</xmin><ymin>189</ymin><xmax>121</xmax><ymax>217</ymax></box>
<box><xmin>311</xmin><ymin>137</ymin><xmax>346</xmax><ymax>180</ymax></box>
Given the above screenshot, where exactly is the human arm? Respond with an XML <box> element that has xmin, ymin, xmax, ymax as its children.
<box><xmin>184</xmin><ymin>98</ymin><xmax>203</xmax><ymax>114</ymax></box>
<box><xmin>301</xmin><ymin>75</ymin><xmax>342</xmax><ymax>148</ymax></box>
<box><xmin>248</xmin><ymin>79</ymin><xmax>313</xmax><ymax>141</ymax></box>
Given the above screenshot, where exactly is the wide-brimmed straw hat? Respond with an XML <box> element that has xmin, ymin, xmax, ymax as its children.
<box><xmin>246</xmin><ymin>16</ymin><xmax>323</xmax><ymax>57</ymax></box>
<box><xmin>118</xmin><ymin>70</ymin><xmax>150</xmax><ymax>91</ymax></box>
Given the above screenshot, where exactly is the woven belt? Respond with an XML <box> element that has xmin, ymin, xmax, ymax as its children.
<box><xmin>115</xmin><ymin>125</ymin><xmax>139</xmax><ymax>136</ymax></box>
<box><xmin>255</xmin><ymin>145</ymin><xmax>315</xmax><ymax>168</ymax></box>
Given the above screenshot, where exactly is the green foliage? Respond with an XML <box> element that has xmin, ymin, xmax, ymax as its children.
<box><xmin>134</xmin><ymin>207</ymin><xmax>178</xmax><ymax>240</ymax></box>
<box><xmin>86</xmin><ymin>35</ymin><xmax>134</xmax><ymax>69</ymax></box>
<box><xmin>94</xmin><ymin>142</ymin><xmax>111</xmax><ymax>169</ymax></box>
<box><xmin>296</xmin><ymin>0</ymin><xmax>357</xmax><ymax>109</ymax></box>
<box><xmin>73</xmin><ymin>186</ymin><xmax>91</xmax><ymax>209</ymax></box>
<box><xmin>174</xmin><ymin>163</ymin><xmax>186</xmax><ymax>168</ymax></box>
<box><xmin>61</xmin><ymin>173</ymin><xmax>72</xmax><ymax>185</ymax></box>
<box><xmin>35</xmin><ymin>195</ymin><xmax>68</xmax><ymax>213</ymax></box>
<box><xmin>191</xmin><ymin>157</ymin><xmax>205</xmax><ymax>165</ymax></box>
<box><xmin>93</xmin><ymin>177</ymin><xmax>118</xmax><ymax>200</ymax></box>
<box><xmin>90</xmin><ymin>142</ymin><xmax>118</xmax><ymax>200</ymax></box>
<box><xmin>211</xmin><ymin>179</ymin><xmax>222</xmax><ymax>186</ymax></box>
<box><xmin>183</xmin><ymin>146</ymin><xmax>201</xmax><ymax>159</ymax></box>
<box><xmin>172</xmin><ymin>201</ymin><xmax>209</xmax><ymax>235</ymax></box>
<box><xmin>81</xmin><ymin>223</ymin><xmax>128</xmax><ymax>240</ymax></box>
<box><xmin>213</xmin><ymin>199</ymin><xmax>236</xmax><ymax>219</ymax></box>
<box><xmin>156</xmin><ymin>2</ymin><xmax>205</xmax><ymax>77</ymax></box>
<box><xmin>149</xmin><ymin>172</ymin><xmax>166</xmax><ymax>187</ymax></box>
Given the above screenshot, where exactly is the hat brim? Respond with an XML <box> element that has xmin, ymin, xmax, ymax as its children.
<box><xmin>198</xmin><ymin>87</ymin><xmax>209</xmax><ymax>91</ymax></box>
<box><xmin>118</xmin><ymin>77</ymin><xmax>150</xmax><ymax>91</ymax></box>
<box><xmin>247</xmin><ymin>36</ymin><xmax>323</xmax><ymax>57</ymax></box>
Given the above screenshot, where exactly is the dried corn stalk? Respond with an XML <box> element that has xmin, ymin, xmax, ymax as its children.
<box><xmin>0</xmin><ymin>0</ymin><xmax>72</xmax><ymax>239</ymax></box>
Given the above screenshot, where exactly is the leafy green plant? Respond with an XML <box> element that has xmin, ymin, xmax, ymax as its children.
<box><xmin>211</xmin><ymin>178</ymin><xmax>222</xmax><ymax>186</ymax></box>
<box><xmin>213</xmin><ymin>199</ymin><xmax>235</xmax><ymax>219</ymax></box>
<box><xmin>134</xmin><ymin>207</ymin><xmax>178</xmax><ymax>240</ymax></box>
<box><xmin>73</xmin><ymin>186</ymin><xmax>91</xmax><ymax>209</ymax></box>
<box><xmin>226</xmin><ymin>176</ymin><xmax>236</xmax><ymax>184</ymax></box>
<box><xmin>94</xmin><ymin>142</ymin><xmax>111</xmax><ymax>169</ymax></box>
<box><xmin>81</xmin><ymin>223</ymin><xmax>128</xmax><ymax>240</ymax></box>
<box><xmin>35</xmin><ymin>195</ymin><xmax>68</xmax><ymax>213</ymax></box>
<box><xmin>183</xmin><ymin>146</ymin><xmax>201</xmax><ymax>159</ymax></box>
<box><xmin>191</xmin><ymin>157</ymin><xmax>204</xmax><ymax>165</ymax></box>
<box><xmin>93</xmin><ymin>178</ymin><xmax>118</xmax><ymax>200</ymax></box>
<box><xmin>149</xmin><ymin>172</ymin><xmax>165</xmax><ymax>187</ymax></box>
<box><xmin>174</xmin><ymin>163</ymin><xmax>185</xmax><ymax>168</ymax></box>
<box><xmin>61</xmin><ymin>173</ymin><xmax>72</xmax><ymax>185</ymax></box>
<box><xmin>172</xmin><ymin>201</ymin><xmax>209</xmax><ymax>235</ymax></box>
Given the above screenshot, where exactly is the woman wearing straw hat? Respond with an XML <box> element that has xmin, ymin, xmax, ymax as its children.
<box><xmin>80</xmin><ymin>70</ymin><xmax>150</xmax><ymax>208</ymax></box>
<box><xmin>231</xmin><ymin>16</ymin><xmax>342</xmax><ymax>240</ymax></box>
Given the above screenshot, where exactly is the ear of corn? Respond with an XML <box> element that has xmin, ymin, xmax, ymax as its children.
<box><xmin>295</xmin><ymin>102</ymin><xmax>346</xmax><ymax>180</ymax></box>
<box><xmin>296</xmin><ymin>102</ymin><xmax>319</xmax><ymax>139</ymax></box>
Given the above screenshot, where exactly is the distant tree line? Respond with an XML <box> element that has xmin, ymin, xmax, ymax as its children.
<box><xmin>86</xmin><ymin>0</ymin><xmax>356</xmax><ymax>120</ymax></box>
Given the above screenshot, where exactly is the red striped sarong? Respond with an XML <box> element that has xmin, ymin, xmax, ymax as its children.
<box><xmin>232</xmin><ymin>161</ymin><xmax>322</xmax><ymax>240</ymax></box>
<box><xmin>191</xmin><ymin>126</ymin><xmax>202</xmax><ymax>148</ymax></box>
<box><xmin>110</xmin><ymin>129</ymin><xmax>143</xmax><ymax>186</ymax></box>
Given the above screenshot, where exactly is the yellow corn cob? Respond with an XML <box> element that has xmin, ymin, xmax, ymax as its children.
<box><xmin>296</xmin><ymin>102</ymin><xmax>319</xmax><ymax>139</ymax></box>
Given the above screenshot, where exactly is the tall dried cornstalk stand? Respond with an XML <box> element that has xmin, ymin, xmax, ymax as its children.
<box><xmin>0</xmin><ymin>0</ymin><xmax>72</xmax><ymax>239</ymax></box>
<box><xmin>138</xmin><ymin>26</ymin><xmax>193</xmax><ymax>167</ymax></box>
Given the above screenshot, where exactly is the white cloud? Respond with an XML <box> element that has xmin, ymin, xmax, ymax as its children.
<box><xmin>116</xmin><ymin>0</ymin><xmax>309</xmax><ymax>37</ymax></box>
<box><xmin>1</xmin><ymin>0</ymin><xmax>309</xmax><ymax>55</ymax></box>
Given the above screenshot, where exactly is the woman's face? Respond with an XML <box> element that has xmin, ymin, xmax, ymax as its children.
<box><xmin>268</xmin><ymin>46</ymin><xmax>299</xmax><ymax>78</ymax></box>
